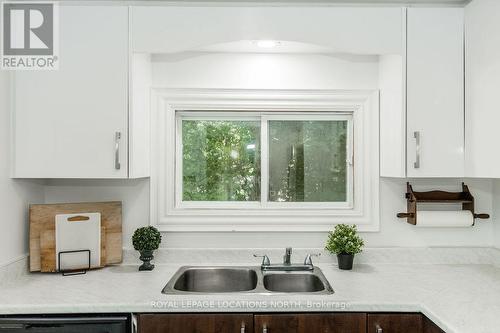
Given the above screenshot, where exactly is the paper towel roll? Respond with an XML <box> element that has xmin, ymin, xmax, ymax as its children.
<box><xmin>416</xmin><ymin>210</ymin><xmax>474</xmax><ymax>227</ymax></box>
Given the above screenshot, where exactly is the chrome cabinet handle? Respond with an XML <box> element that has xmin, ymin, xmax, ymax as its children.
<box><xmin>375</xmin><ymin>324</ymin><xmax>383</xmax><ymax>333</ymax></box>
<box><xmin>240</xmin><ymin>322</ymin><xmax>245</xmax><ymax>333</ymax></box>
<box><xmin>114</xmin><ymin>131</ymin><xmax>121</xmax><ymax>170</ymax></box>
<box><xmin>413</xmin><ymin>131</ymin><xmax>420</xmax><ymax>169</ymax></box>
<box><xmin>132</xmin><ymin>315</ymin><xmax>138</xmax><ymax>333</ymax></box>
<box><xmin>262</xmin><ymin>325</ymin><xmax>268</xmax><ymax>333</ymax></box>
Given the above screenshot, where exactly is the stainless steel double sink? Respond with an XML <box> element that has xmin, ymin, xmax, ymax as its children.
<box><xmin>162</xmin><ymin>266</ymin><xmax>334</xmax><ymax>295</ymax></box>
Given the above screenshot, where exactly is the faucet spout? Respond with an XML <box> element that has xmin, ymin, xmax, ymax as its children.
<box><xmin>283</xmin><ymin>247</ymin><xmax>292</xmax><ymax>265</ymax></box>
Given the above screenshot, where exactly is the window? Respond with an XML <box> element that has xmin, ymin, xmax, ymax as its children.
<box><xmin>177</xmin><ymin>113</ymin><xmax>353</xmax><ymax>209</ymax></box>
<box><xmin>267</xmin><ymin>117</ymin><xmax>351</xmax><ymax>205</ymax></box>
<box><xmin>181</xmin><ymin>117</ymin><xmax>261</xmax><ymax>202</ymax></box>
<box><xmin>153</xmin><ymin>89</ymin><xmax>379</xmax><ymax>231</ymax></box>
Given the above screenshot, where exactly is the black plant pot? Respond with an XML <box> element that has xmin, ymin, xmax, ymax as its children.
<box><xmin>337</xmin><ymin>253</ymin><xmax>354</xmax><ymax>270</ymax></box>
<box><xmin>139</xmin><ymin>250</ymin><xmax>155</xmax><ymax>271</ymax></box>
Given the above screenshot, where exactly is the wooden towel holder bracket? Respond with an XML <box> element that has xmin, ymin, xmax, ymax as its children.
<box><xmin>397</xmin><ymin>182</ymin><xmax>490</xmax><ymax>225</ymax></box>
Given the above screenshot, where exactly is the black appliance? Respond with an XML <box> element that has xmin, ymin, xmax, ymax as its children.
<box><xmin>0</xmin><ymin>314</ymin><xmax>130</xmax><ymax>332</ymax></box>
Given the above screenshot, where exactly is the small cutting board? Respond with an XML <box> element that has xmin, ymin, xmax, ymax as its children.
<box><xmin>55</xmin><ymin>213</ymin><xmax>101</xmax><ymax>271</ymax></box>
<box><xmin>40</xmin><ymin>226</ymin><xmax>107</xmax><ymax>273</ymax></box>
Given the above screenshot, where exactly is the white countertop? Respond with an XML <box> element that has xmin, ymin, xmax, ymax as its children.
<box><xmin>1</xmin><ymin>249</ymin><xmax>500</xmax><ymax>333</ymax></box>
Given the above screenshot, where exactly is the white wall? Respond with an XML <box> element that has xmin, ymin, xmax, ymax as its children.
<box><xmin>152</xmin><ymin>53</ymin><xmax>379</xmax><ymax>89</ymax></box>
<box><xmin>43</xmin><ymin>177</ymin><xmax>494</xmax><ymax>249</ymax></box>
<box><xmin>0</xmin><ymin>70</ymin><xmax>44</xmax><ymax>267</ymax></box>
<box><xmin>44</xmin><ymin>179</ymin><xmax>150</xmax><ymax>250</ymax></box>
<box><xmin>43</xmin><ymin>52</ymin><xmax>496</xmax><ymax>249</ymax></box>
<box><xmin>379</xmin><ymin>55</ymin><xmax>405</xmax><ymax>178</ymax></box>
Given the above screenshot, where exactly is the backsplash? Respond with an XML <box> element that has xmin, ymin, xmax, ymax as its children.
<box><xmin>42</xmin><ymin>178</ymin><xmax>495</xmax><ymax>249</ymax></box>
<box><xmin>116</xmin><ymin>247</ymin><xmax>500</xmax><ymax>267</ymax></box>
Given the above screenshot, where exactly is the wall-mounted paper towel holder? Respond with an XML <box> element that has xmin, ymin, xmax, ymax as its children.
<box><xmin>397</xmin><ymin>182</ymin><xmax>490</xmax><ymax>225</ymax></box>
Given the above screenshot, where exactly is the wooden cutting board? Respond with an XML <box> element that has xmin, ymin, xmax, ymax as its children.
<box><xmin>30</xmin><ymin>201</ymin><xmax>122</xmax><ymax>272</ymax></box>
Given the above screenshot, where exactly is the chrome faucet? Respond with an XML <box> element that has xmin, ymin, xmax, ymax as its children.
<box><xmin>304</xmin><ymin>253</ymin><xmax>320</xmax><ymax>266</ymax></box>
<box><xmin>253</xmin><ymin>254</ymin><xmax>271</xmax><ymax>267</ymax></box>
<box><xmin>283</xmin><ymin>247</ymin><xmax>292</xmax><ymax>265</ymax></box>
<box><xmin>253</xmin><ymin>248</ymin><xmax>321</xmax><ymax>271</ymax></box>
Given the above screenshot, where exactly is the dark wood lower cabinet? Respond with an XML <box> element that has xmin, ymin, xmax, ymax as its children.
<box><xmin>254</xmin><ymin>313</ymin><xmax>366</xmax><ymax>333</ymax></box>
<box><xmin>423</xmin><ymin>316</ymin><xmax>445</xmax><ymax>333</ymax></box>
<box><xmin>137</xmin><ymin>313</ymin><xmax>444</xmax><ymax>333</ymax></box>
<box><xmin>137</xmin><ymin>314</ymin><xmax>253</xmax><ymax>333</ymax></box>
<box><xmin>367</xmin><ymin>313</ymin><xmax>423</xmax><ymax>333</ymax></box>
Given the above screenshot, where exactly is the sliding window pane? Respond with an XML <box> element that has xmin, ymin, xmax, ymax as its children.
<box><xmin>182</xmin><ymin>120</ymin><xmax>261</xmax><ymax>201</ymax></box>
<box><xmin>268</xmin><ymin>120</ymin><xmax>348</xmax><ymax>202</ymax></box>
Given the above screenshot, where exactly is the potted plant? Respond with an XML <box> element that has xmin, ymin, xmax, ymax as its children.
<box><xmin>325</xmin><ymin>224</ymin><xmax>364</xmax><ymax>270</ymax></box>
<box><xmin>132</xmin><ymin>226</ymin><xmax>162</xmax><ymax>271</ymax></box>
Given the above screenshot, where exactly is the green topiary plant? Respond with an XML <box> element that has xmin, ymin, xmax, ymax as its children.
<box><xmin>132</xmin><ymin>226</ymin><xmax>162</xmax><ymax>252</ymax></box>
<box><xmin>325</xmin><ymin>224</ymin><xmax>364</xmax><ymax>255</ymax></box>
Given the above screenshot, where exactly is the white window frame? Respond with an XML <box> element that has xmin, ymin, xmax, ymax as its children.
<box><xmin>176</xmin><ymin>112</ymin><xmax>354</xmax><ymax>210</ymax></box>
<box><xmin>150</xmin><ymin>89</ymin><xmax>380</xmax><ymax>232</ymax></box>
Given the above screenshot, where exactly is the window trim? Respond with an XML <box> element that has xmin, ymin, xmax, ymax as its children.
<box><xmin>150</xmin><ymin>89</ymin><xmax>380</xmax><ymax>232</ymax></box>
<box><xmin>175</xmin><ymin>112</ymin><xmax>354</xmax><ymax>210</ymax></box>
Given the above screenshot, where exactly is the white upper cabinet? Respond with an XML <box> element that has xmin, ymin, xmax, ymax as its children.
<box><xmin>11</xmin><ymin>4</ymin><xmax>469</xmax><ymax>179</ymax></box>
<box><xmin>465</xmin><ymin>0</ymin><xmax>500</xmax><ymax>178</ymax></box>
<box><xmin>130</xmin><ymin>6</ymin><xmax>404</xmax><ymax>55</ymax></box>
<box><xmin>406</xmin><ymin>8</ymin><xmax>465</xmax><ymax>178</ymax></box>
<box><xmin>12</xmin><ymin>6</ymin><xmax>129</xmax><ymax>178</ymax></box>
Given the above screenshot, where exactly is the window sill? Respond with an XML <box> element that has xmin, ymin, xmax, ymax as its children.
<box><xmin>153</xmin><ymin>222</ymin><xmax>380</xmax><ymax>233</ymax></box>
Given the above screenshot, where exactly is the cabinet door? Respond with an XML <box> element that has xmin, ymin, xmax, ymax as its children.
<box><xmin>406</xmin><ymin>8</ymin><xmax>464</xmax><ymax>177</ymax></box>
<box><xmin>12</xmin><ymin>6</ymin><xmax>128</xmax><ymax>178</ymax></box>
<box><xmin>465</xmin><ymin>0</ymin><xmax>500</xmax><ymax>177</ymax></box>
<box><xmin>423</xmin><ymin>316</ymin><xmax>445</xmax><ymax>333</ymax></box>
<box><xmin>368</xmin><ymin>314</ymin><xmax>422</xmax><ymax>333</ymax></box>
<box><xmin>137</xmin><ymin>314</ymin><xmax>253</xmax><ymax>333</ymax></box>
<box><xmin>254</xmin><ymin>313</ymin><xmax>366</xmax><ymax>333</ymax></box>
